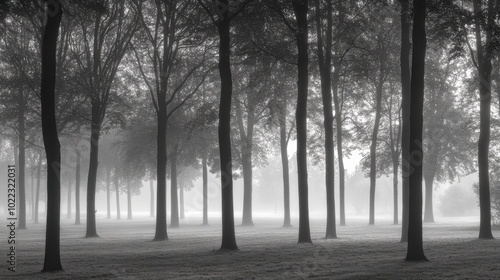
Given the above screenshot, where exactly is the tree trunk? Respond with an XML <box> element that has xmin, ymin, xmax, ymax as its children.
<box><xmin>293</xmin><ymin>0</ymin><xmax>312</xmax><ymax>244</ymax></box>
<box><xmin>40</xmin><ymin>0</ymin><xmax>63</xmax><ymax>271</ymax></box>
<box><xmin>170</xmin><ymin>146</ymin><xmax>179</xmax><ymax>228</ymax></box>
<box><xmin>217</xmin><ymin>2</ymin><xmax>237</xmax><ymax>250</ymax></box>
<box><xmin>406</xmin><ymin>0</ymin><xmax>428</xmax><ymax>261</ymax></box>
<box><xmin>279</xmin><ymin>94</ymin><xmax>291</xmax><ymax>228</ymax></box>
<box><xmin>85</xmin><ymin>102</ymin><xmax>101</xmax><ymax>238</ymax></box>
<box><xmin>75</xmin><ymin>149</ymin><xmax>81</xmax><ymax>225</ymax></box>
<box><xmin>241</xmin><ymin>129</ymin><xmax>254</xmax><ymax>226</ymax></box>
<box><xmin>17</xmin><ymin>90</ymin><xmax>27</xmax><ymax>230</ymax></box>
<box><xmin>332</xmin><ymin>70</ymin><xmax>346</xmax><ymax>226</ymax></box>
<box><xmin>127</xmin><ymin>180</ymin><xmax>132</xmax><ymax>220</ymax></box>
<box><xmin>369</xmin><ymin>38</ymin><xmax>385</xmax><ymax>226</ymax></box>
<box><xmin>180</xmin><ymin>183</ymin><xmax>185</xmax><ymax>219</ymax></box>
<box><xmin>474</xmin><ymin>0</ymin><xmax>494</xmax><ymax>240</ymax></box>
<box><xmin>66</xmin><ymin>179</ymin><xmax>72</xmax><ymax>219</ymax></box>
<box><xmin>315</xmin><ymin>0</ymin><xmax>336</xmax><ymax>239</ymax></box>
<box><xmin>202</xmin><ymin>156</ymin><xmax>208</xmax><ymax>225</ymax></box>
<box><xmin>31</xmin><ymin>160</ymin><xmax>35</xmax><ymax>221</ymax></box>
<box><xmin>106</xmin><ymin>167</ymin><xmax>111</xmax><ymax>219</ymax></box>
<box><xmin>150</xmin><ymin>179</ymin><xmax>155</xmax><ymax>218</ymax></box>
<box><xmin>393</xmin><ymin>164</ymin><xmax>399</xmax><ymax>225</ymax></box>
<box><xmin>154</xmin><ymin>100</ymin><xmax>168</xmax><ymax>240</ymax></box>
<box><xmin>423</xmin><ymin>174</ymin><xmax>435</xmax><ymax>223</ymax></box>
<box><xmin>399</xmin><ymin>0</ymin><xmax>411</xmax><ymax>243</ymax></box>
<box><xmin>35</xmin><ymin>152</ymin><xmax>42</xmax><ymax>224</ymax></box>
<box><xmin>114</xmin><ymin>170</ymin><xmax>121</xmax><ymax>220</ymax></box>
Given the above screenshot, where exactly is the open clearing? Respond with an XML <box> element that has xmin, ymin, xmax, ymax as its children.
<box><xmin>1</xmin><ymin>216</ymin><xmax>499</xmax><ymax>279</ymax></box>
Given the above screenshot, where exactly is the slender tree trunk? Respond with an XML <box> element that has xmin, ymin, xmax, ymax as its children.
<box><xmin>393</xmin><ymin>164</ymin><xmax>399</xmax><ymax>225</ymax></box>
<box><xmin>150</xmin><ymin>179</ymin><xmax>155</xmax><ymax>218</ymax></box>
<box><xmin>180</xmin><ymin>183</ymin><xmax>185</xmax><ymax>219</ymax></box>
<box><xmin>66</xmin><ymin>180</ymin><xmax>72</xmax><ymax>219</ymax></box>
<box><xmin>35</xmin><ymin>152</ymin><xmax>42</xmax><ymax>224</ymax></box>
<box><xmin>399</xmin><ymin>0</ymin><xmax>411</xmax><ymax>243</ymax></box>
<box><xmin>202</xmin><ymin>156</ymin><xmax>208</xmax><ymax>225</ymax></box>
<box><xmin>332</xmin><ymin>70</ymin><xmax>346</xmax><ymax>226</ymax></box>
<box><xmin>154</xmin><ymin>104</ymin><xmax>168</xmax><ymax>239</ymax></box>
<box><xmin>474</xmin><ymin>0</ymin><xmax>494</xmax><ymax>240</ymax></box>
<box><xmin>17</xmin><ymin>91</ymin><xmax>27</xmax><ymax>230</ymax></box>
<box><xmin>241</xmin><ymin>134</ymin><xmax>254</xmax><ymax>226</ymax></box>
<box><xmin>127</xmin><ymin>180</ymin><xmax>132</xmax><ymax>220</ymax></box>
<box><xmin>369</xmin><ymin>40</ymin><xmax>385</xmax><ymax>226</ymax></box>
<box><xmin>85</xmin><ymin>102</ymin><xmax>101</xmax><ymax>238</ymax></box>
<box><xmin>279</xmin><ymin>95</ymin><xmax>291</xmax><ymax>228</ymax></box>
<box><xmin>75</xmin><ymin>150</ymin><xmax>81</xmax><ymax>225</ymax></box>
<box><xmin>293</xmin><ymin>0</ymin><xmax>312</xmax><ymax>244</ymax></box>
<box><xmin>106</xmin><ymin>167</ymin><xmax>111</xmax><ymax>219</ymax></box>
<box><xmin>315</xmin><ymin>0</ymin><xmax>336</xmax><ymax>239</ymax></box>
<box><xmin>31</xmin><ymin>161</ymin><xmax>35</xmax><ymax>221</ymax></box>
<box><xmin>170</xmin><ymin>147</ymin><xmax>179</xmax><ymax>228</ymax></box>
<box><xmin>423</xmin><ymin>174</ymin><xmax>435</xmax><ymax>223</ymax></box>
<box><xmin>114</xmin><ymin>170</ymin><xmax>121</xmax><ymax>220</ymax></box>
<box><xmin>406</xmin><ymin>0</ymin><xmax>428</xmax><ymax>261</ymax></box>
<box><xmin>217</xmin><ymin>3</ymin><xmax>237</xmax><ymax>250</ymax></box>
<box><xmin>40</xmin><ymin>0</ymin><xmax>63</xmax><ymax>270</ymax></box>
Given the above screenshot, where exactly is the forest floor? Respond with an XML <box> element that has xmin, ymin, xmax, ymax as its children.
<box><xmin>1</xmin><ymin>215</ymin><xmax>499</xmax><ymax>279</ymax></box>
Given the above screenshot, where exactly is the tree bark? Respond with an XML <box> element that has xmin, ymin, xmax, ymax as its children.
<box><xmin>315</xmin><ymin>0</ymin><xmax>336</xmax><ymax>239</ymax></box>
<box><xmin>114</xmin><ymin>170</ymin><xmax>121</xmax><ymax>220</ymax></box>
<box><xmin>239</xmin><ymin>105</ymin><xmax>254</xmax><ymax>226</ymax></box>
<box><xmin>180</xmin><ymin>182</ymin><xmax>185</xmax><ymax>219</ymax></box>
<box><xmin>202</xmin><ymin>156</ymin><xmax>209</xmax><ymax>225</ymax></box>
<box><xmin>217</xmin><ymin>1</ymin><xmax>237</xmax><ymax>250</ymax></box>
<box><xmin>474</xmin><ymin>0</ymin><xmax>494</xmax><ymax>240</ymax></box>
<box><xmin>40</xmin><ymin>0</ymin><xmax>63</xmax><ymax>271</ymax></box>
<box><xmin>85</xmin><ymin>102</ymin><xmax>101</xmax><ymax>238</ymax></box>
<box><xmin>75</xmin><ymin>149</ymin><xmax>81</xmax><ymax>225</ymax></box>
<box><xmin>170</xmin><ymin>146</ymin><xmax>179</xmax><ymax>228</ymax></box>
<box><xmin>279</xmin><ymin>93</ymin><xmax>291</xmax><ymax>228</ymax></box>
<box><xmin>332</xmin><ymin>70</ymin><xmax>346</xmax><ymax>226</ymax></box>
<box><xmin>106</xmin><ymin>167</ymin><xmax>111</xmax><ymax>219</ymax></box>
<box><xmin>406</xmin><ymin>0</ymin><xmax>428</xmax><ymax>261</ymax></box>
<box><xmin>399</xmin><ymin>0</ymin><xmax>411</xmax><ymax>243</ymax></box>
<box><xmin>293</xmin><ymin>0</ymin><xmax>312</xmax><ymax>244</ymax></box>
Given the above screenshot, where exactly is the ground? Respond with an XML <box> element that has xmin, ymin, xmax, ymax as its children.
<box><xmin>1</xmin><ymin>216</ymin><xmax>499</xmax><ymax>279</ymax></box>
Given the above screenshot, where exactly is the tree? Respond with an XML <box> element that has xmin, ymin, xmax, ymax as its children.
<box><xmin>40</xmin><ymin>0</ymin><xmax>63</xmax><ymax>272</ymax></box>
<box><xmin>197</xmin><ymin>0</ymin><xmax>252</xmax><ymax>250</ymax></box>
<box><xmin>405</xmin><ymin>0</ymin><xmax>428</xmax><ymax>261</ymax></box>
<box><xmin>314</xmin><ymin>0</ymin><xmax>336</xmax><ymax>239</ymax></box>
<box><xmin>71</xmin><ymin>1</ymin><xmax>138</xmax><ymax>238</ymax></box>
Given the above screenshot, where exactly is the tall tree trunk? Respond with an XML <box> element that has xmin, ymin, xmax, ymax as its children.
<box><xmin>315</xmin><ymin>0</ymin><xmax>336</xmax><ymax>239</ymax></box>
<box><xmin>17</xmin><ymin>91</ymin><xmax>27</xmax><ymax>230</ymax></box>
<box><xmin>474</xmin><ymin>0</ymin><xmax>494</xmax><ymax>240</ymax></box>
<box><xmin>170</xmin><ymin>146</ymin><xmax>179</xmax><ymax>228</ymax></box>
<box><xmin>240</xmin><ymin>114</ymin><xmax>254</xmax><ymax>226</ymax></box>
<box><xmin>75</xmin><ymin>150</ymin><xmax>81</xmax><ymax>225</ymax></box>
<box><xmin>293</xmin><ymin>0</ymin><xmax>312</xmax><ymax>244</ymax></box>
<box><xmin>406</xmin><ymin>0</ymin><xmax>428</xmax><ymax>261</ymax></box>
<box><xmin>369</xmin><ymin>39</ymin><xmax>385</xmax><ymax>226</ymax></box>
<box><xmin>217</xmin><ymin>2</ymin><xmax>237</xmax><ymax>250</ymax></box>
<box><xmin>399</xmin><ymin>0</ymin><xmax>411</xmax><ymax>243</ymax></box>
<box><xmin>127</xmin><ymin>180</ymin><xmax>132</xmax><ymax>220</ymax></box>
<box><xmin>85</xmin><ymin>102</ymin><xmax>101</xmax><ymax>238</ymax></box>
<box><xmin>202</xmin><ymin>156</ymin><xmax>208</xmax><ymax>225</ymax></box>
<box><xmin>154</xmin><ymin>102</ymin><xmax>168</xmax><ymax>240</ymax></box>
<box><xmin>279</xmin><ymin>94</ymin><xmax>291</xmax><ymax>228</ymax></box>
<box><xmin>31</xmin><ymin>160</ymin><xmax>35</xmax><ymax>221</ymax></box>
<box><xmin>393</xmin><ymin>164</ymin><xmax>399</xmax><ymax>225</ymax></box>
<box><xmin>180</xmin><ymin>183</ymin><xmax>185</xmax><ymax>219</ymax></box>
<box><xmin>66</xmin><ymin>179</ymin><xmax>72</xmax><ymax>219</ymax></box>
<box><xmin>114</xmin><ymin>170</ymin><xmax>121</xmax><ymax>220</ymax></box>
<box><xmin>423</xmin><ymin>174</ymin><xmax>435</xmax><ymax>223</ymax></box>
<box><xmin>332</xmin><ymin>70</ymin><xmax>346</xmax><ymax>226</ymax></box>
<box><xmin>106</xmin><ymin>167</ymin><xmax>111</xmax><ymax>219</ymax></box>
<box><xmin>35</xmin><ymin>152</ymin><xmax>42</xmax><ymax>224</ymax></box>
<box><xmin>150</xmin><ymin>179</ymin><xmax>155</xmax><ymax>218</ymax></box>
<box><xmin>40</xmin><ymin>0</ymin><xmax>63</xmax><ymax>271</ymax></box>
